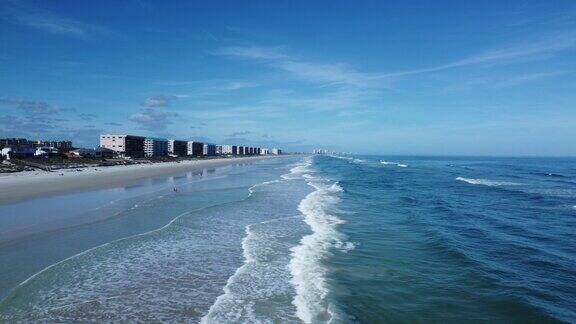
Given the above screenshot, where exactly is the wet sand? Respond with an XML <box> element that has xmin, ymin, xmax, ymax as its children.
<box><xmin>0</xmin><ymin>156</ymin><xmax>280</xmax><ymax>204</ymax></box>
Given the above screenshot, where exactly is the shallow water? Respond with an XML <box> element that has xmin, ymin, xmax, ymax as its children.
<box><xmin>1</xmin><ymin>155</ymin><xmax>575</xmax><ymax>322</ymax></box>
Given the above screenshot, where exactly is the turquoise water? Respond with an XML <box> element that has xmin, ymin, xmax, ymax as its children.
<box><xmin>1</xmin><ymin>155</ymin><xmax>575</xmax><ymax>322</ymax></box>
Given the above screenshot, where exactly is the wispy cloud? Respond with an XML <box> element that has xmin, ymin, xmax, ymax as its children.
<box><xmin>153</xmin><ymin>79</ymin><xmax>259</xmax><ymax>93</ymax></box>
<box><xmin>380</xmin><ymin>31</ymin><xmax>576</xmax><ymax>78</ymax></box>
<box><xmin>217</xmin><ymin>30</ymin><xmax>576</xmax><ymax>87</ymax></box>
<box><xmin>129</xmin><ymin>108</ymin><xmax>178</xmax><ymax>131</ymax></box>
<box><xmin>478</xmin><ymin>70</ymin><xmax>574</xmax><ymax>89</ymax></box>
<box><xmin>4</xmin><ymin>1</ymin><xmax>115</xmax><ymax>39</ymax></box>
<box><xmin>0</xmin><ymin>98</ymin><xmax>63</xmax><ymax>114</ymax></box>
<box><xmin>229</xmin><ymin>130</ymin><xmax>251</xmax><ymax>137</ymax></box>
<box><xmin>0</xmin><ymin>114</ymin><xmax>103</xmax><ymax>147</ymax></box>
<box><xmin>216</xmin><ymin>46</ymin><xmax>287</xmax><ymax>60</ymax></box>
<box><xmin>216</xmin><ymin>46</ymin><xmax>379</xmax><ymax>87</ymax></box>
<box><xmin>142</xmin><ymin>95</ymin><xmax>181</xmax><ymax>108</ymax></box>
<box><xmin>78</xmin><ymin>113</ymin><xmax>96</xmax><ymax>121</ymax></box>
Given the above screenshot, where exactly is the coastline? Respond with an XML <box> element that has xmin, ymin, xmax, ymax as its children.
<box><xmin>0</xmin><ymin>156</ymin><xmax>284</xmax><ymax>204</ymax></box>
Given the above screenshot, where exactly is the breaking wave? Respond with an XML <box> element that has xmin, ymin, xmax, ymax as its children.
<box><xmin>456</xmin><ymin>177</ymin><xmax>521</xmax><ymax>186</ymax></box>
<box><xmin>380</xmin><ymin>161</ymin><xmax>408</xmax><ymax>168</ymax></box>
<box><xmin>287</xmin><ymin>159</ymin><xmax>353</xmax><ymax>323</ymax></box>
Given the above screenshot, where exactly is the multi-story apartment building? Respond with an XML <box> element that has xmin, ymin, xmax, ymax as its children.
<box><xmin>144</xmin><ymin>137</ymin><xmax>168</xmax><ymax>157</ymax></box>
<box><xmin>271</xmin><ymin>148</ymin><xmax>282</xmax><ymax>155</ymax></box>
<box><xmin>221</xmin><ymin>145</ymin><xmax>231</xmax><ymax>155</ymax></box>
<box><xmin>238</xmin><ymin>146</ymin><xmax>245</xmax><ymax>155</ymax></box>
<box><xmin>168</xmin><ymin>139</ymin><xmax>187</xmax><ymax>157</ymax></box>
<box><xmin>216</xmin><ymin>145</ymin><xmax>223</xmax><ymax>155</ymax></box>
<box><xmin>187</xmin><ymin>141</ymin><xmax>204</xmax><ymax>156</ymax></box>
<box><xmin>34</xmin><ymin>140</ymin><xmax>73</xmax><ymax>152</ymax></box>
<box><xmin>0</xmin><ymin>138</ymin><xmax>33</xmax><ymax>150</ymax></box>
<box><xmin>260</xmin><ymin>148</ymin><xmax>270</xmax><ymax>155</ymax></box>
<box><xmin>203</xmin><ymin>143</ymin><xmax>216</xmax><ymax>156</ymax></box>
<box><xmin>99</xmin><ymin>134</ymin><xmax>145</xmax><ymax>158</ymax></box>
<box><xmin>221</xmin><ymin>145</ymin><xmax>237</xmax><ymax>155</ymax></box>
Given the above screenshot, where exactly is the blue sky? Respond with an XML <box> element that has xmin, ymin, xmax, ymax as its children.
<box><xmin>1</xmin><ymin>0</ymin><xmax>575</xmax><ymax>155</ymax></box>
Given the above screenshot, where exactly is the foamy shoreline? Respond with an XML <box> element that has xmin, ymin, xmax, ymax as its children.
<box><xmin>0</xmin><ymin>156</ymin><xmax>284</xmax><ymax>204</ymax></box>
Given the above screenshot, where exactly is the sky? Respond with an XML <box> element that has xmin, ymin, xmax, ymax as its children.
<box><xmin>0</xmin><ymin>0</ymin><xmax>575</xmax><ymax>156</ymax></box>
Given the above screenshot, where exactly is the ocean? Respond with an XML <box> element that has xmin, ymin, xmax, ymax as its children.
<box><xmin>0</xmin><ymin>155</ymin><xmax>575</xmax><ymax>322</ymax></box>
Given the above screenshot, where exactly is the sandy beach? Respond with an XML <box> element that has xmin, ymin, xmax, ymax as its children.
<box><xmin>0</xmin><ymin>156</ymin><xmax>281</xmax><ymax>204</ymax></box>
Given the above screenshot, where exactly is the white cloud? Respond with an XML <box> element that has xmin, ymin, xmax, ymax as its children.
<box><xmin>379</xmin><ymin>31</ymin><xmax>576</xmax><ymax>78</ymax></box>
<box><xmin>216</xmin><ymin>46</ymin><xmax>379</xmax><ymax>88</ymax></box>
<box><xmin>142</xmin><ymin>95</ymin><xmax>180</xmax><ymax>108</ymax></box>
<box><xmin>5</xmin><ymin>2</ymin><xmax>115</xmax><ymax>39</ymax></box>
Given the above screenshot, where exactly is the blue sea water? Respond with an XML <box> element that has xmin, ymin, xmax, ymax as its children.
<box><xmin>1</xmin><ymin>155</ymin><xmax>575</xmax><ymax>322</ymax></box>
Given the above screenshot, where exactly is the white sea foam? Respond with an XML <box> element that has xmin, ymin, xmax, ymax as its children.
<box><xmin>456</xmin><ymin>177</ymin><xmax>520</xmax><ymax>186</ymax></box>
<box><xmin>0</xmin><ymin>173</ymin><xmax>292</xmax><ymax>322</ymax></box>
<box><xmin>328</xmin><ymin>155</ymin><xmax>366</xmax><ymax>165</ymax></box>
<box><xmin>201</xmin><ymin>215</ymin><xmax>302</xmax><ymax>323</ymax></box>
<box><xmin>380</xmin><ymin>160</ymin><xmax>408</xmax><ymax>168</ymax></box>
<box><xmin>282</xmin><ymin>157</ymin><xmax>313</xmax><ymax>180</ymax></box>
<box><xmin>247</xmin><ymin>179</ymin><xmax>283</xmax><ymax>196</ymax></box>
<box><xmin>287</xmin><ymin>159</ymin><xmax>352</xmax><ymax>324</ymax></box>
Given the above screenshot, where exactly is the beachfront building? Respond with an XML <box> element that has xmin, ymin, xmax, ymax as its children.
<box><xmin>144</xmin><ymin>138</ymin><xmax>168</xmax><ymax>157</ymax></box>
<box><xmin>203</xmin><ymin>143</ymin><xmax>216</xmax><ymax>156</ymax></box>
<box><xmin>0</xmin><ymin>138</ymin><xmax>32</xmax><ymax>150</ymax></box>
<box><xmin>271</xmin><ymin>148</ymin><xmax>282</xmax><ymax>155</ymax></box>
<box><xmin>34</xmin><ymin>146</ymin><xmax>59</xmax><ymax>156</ymax></box>
<box><xmin>1</xmin><ymin>138</ymin><xmax>72</xmax><ymax>153</ymax></box>
<box><xmin>34</xmin><ymin>140</ymin><xmax>73</xmax><ymax>152</ymax></box>
<box><xmin>216</xmin><ymin>145</ymin><xmax>223</xmax><ymax>155</ymax></box>
<box><xmin>168</xmin><ymin>139</ymin><xmax>187</xmax><ymax>157</ymax></box>
<box><xmin>0</xmin><ymin>138</ymin><xmax>36</xmax><ymax>159</ymax></box>
<box><xmin>261</xmin><ymin>148</ymin><xmax>270</xmax><ymax>155</ymax></box>
<box><xmin>221</xmin><ymin>145</ymin><xmax>237</xmax><ymax>155</ymax></box>
<box><xmin>187</xmin><ymin>141</ymin><xmax>204</xmax><ymax>157</ymax></box>
<box><xmin>257</xmin><ymin>148</ymin><xmax>261</xmax><ymax>155</ymax></box>
<box><xmin>238</xmin><ymin>146</ymin><xmax>245</xmax><ymax>155</ymax></box>
<box><xmin>1</xmin><ymin>146</ymin><xmax>36</xmax><ymax>158</ymax></box>
<box><xmin>99</xmin><ymin>134</ymin><xmax>145</xmax><ymax>158</ymax></box>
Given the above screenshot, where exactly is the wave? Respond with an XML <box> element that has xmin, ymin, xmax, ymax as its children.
<box><xmin>282</xmin><ymin>157</ymin><xmax>313</xmax><ymax>180</ymax></box>
<box><xmin>456</xmin><ymin>177</ymin><xmax>521</xmax><ymax>187</ymax></box>
<box><xmin>247</xmin><ymin>179</ymin><xmax>283</xmax><ymax>196</ymax></box>
<box><xmin>380</xmin><ymin>161</ymin><xmax>408</xmax><ymax>168</ymax></box>
<box><xmin>0</xmin><ymin>174</ymin><xmax>288</xmax><ymax>321</ymax></box>
<box><xmin>328</xmin><ymin>155</ymin><xmax>366</xmax><ymax>165</ymax></box>
<box><xmin>287</xmin><ymin>159</ymin><xmax>353</xmax><ymax>323</ymax></box>
<box><xmin>530</xmin><ymin>172</ymin><xmax>569</xmax><ymax>179</ymax></box>
<box><xmin>523</xmin><ymin>188</ymin><xmax>576</xmax><ymax>199</ymax></box>
<box><xmin>201</xmin><ymin>215</ymin><xmax>302</xmax><ymax>323</ymax></box>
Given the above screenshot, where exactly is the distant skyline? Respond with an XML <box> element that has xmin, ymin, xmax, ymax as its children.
<box><xmin>1</xmin><ymin>0</ymin><xmax>575</xmax><ymax>155</ymax></box>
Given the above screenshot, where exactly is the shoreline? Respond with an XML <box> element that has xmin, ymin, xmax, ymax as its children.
<box><xmin>0</xmin><ymin>156</ymin><xmax>285</xmax><ymax>205</ymax></box>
